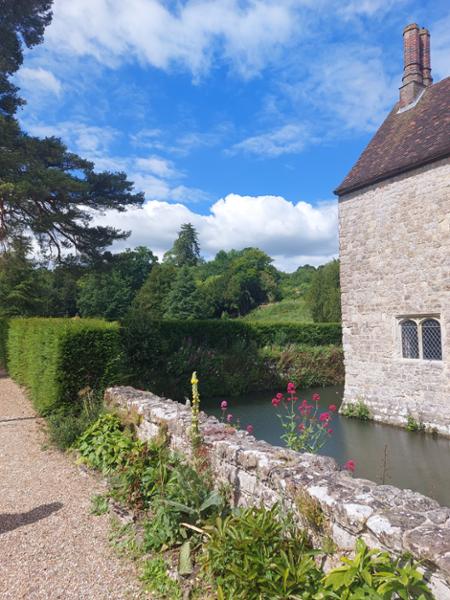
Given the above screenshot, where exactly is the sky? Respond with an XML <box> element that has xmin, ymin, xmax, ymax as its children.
<box><xmin>14</xmin><ymin>0</ymin><xmax>450</xmax><ymax>271</ymax></box>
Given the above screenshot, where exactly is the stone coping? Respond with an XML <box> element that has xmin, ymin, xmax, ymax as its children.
<box><xmin>105</xmin><ymin>386</ymin><xmax>450</xmax><ymax>599</ymax></box>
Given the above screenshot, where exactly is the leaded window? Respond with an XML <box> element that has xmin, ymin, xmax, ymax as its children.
<box><xmin>422</xmin><ymin>319</ymin><xmax>442</xmax><ymax>361</ymax></box>
<box><xmin>401</xmin><ymin>320</ymin><xmax>419</xmax><ymax>359</ymax></box>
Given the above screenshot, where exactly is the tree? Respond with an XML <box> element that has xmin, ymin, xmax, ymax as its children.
<box><xmin>307</xmin><ymin>259</ymin><xmax>341</xmax><ymax>322</ymax></box>
<box><xmin>164</xmin><ymin>223</ymin><xmax>201</xmax><ymax>267</ymax></box>
<box><xmin>165</xmin><ymin>267</ymin><xmax>203</xmax><ymax>319</ymax></box>
<box><xmin>76</xmin><ymin>247</ymin><xmax>156</xmax><ymax>320</ymax></box>
<box><xmin>0</xmin><ymin>119</ymin><xmax>145</xmax><ymax>258</ymax></box>
<box><xmin>132</xmin><ymin>263</ymin><xmax>177</xmax><ymax>318</ymax></box>
<box><xmin>0</xmin><ymin>0</ymin><xmax>53</xmax><ymax>117</ymax></box>
<box><xmin>0</xmin><ymin>237</ymin><xmax>49</xmax><ymax>316</ymax></box>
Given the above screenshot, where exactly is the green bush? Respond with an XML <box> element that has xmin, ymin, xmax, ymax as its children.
<box><xmin>121</xmin><ymin>316</ymin><xmax>343</xmax><ymax>399</ymax></box>
<box><xmin>250</xmin><ymin>322</ymin><xmax>342</xmax><ymax>346</ymax></box>
<box><xmin>203</xmin><ymin>504</ymin><xmax>321</xmax><ymax>600</ymax></box>
<box><xmin>7</xmin><ymin>317</ymin><xmax>122</xmax><ymax>414</ymax></box>
<box><xmin>0</xmin><ymin>317</ymin><xmax>8</xmax><ymax>369</ymax></box>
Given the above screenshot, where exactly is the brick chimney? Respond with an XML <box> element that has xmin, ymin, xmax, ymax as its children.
<box><xmin>399</xmin><ymin>23</ymin><xmax>432</xmax><ymax>108</ymax></box>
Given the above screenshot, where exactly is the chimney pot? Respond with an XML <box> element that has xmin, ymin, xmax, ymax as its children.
<box><xmin>419</xmin><ymin>27</ymin><xmax>433</xmax><ymax>87</ymax></box>
<box><xmin>399</xmin><ymin>23</ymin><xmax>426</xmax><ymax>108</ymax></box>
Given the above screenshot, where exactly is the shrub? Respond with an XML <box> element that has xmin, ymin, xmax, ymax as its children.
<box><xmin>202</xmin><ymin>504</ymin><xmax>321</xmax><ymax>600</ymax></box>
<box><xmin>264</xmin><ymin>345</ymin><xmax>345</xmax><ymax>388</ymax></box>
<box><xmin>121</xmin><ymin>316</ymin><xmax>343</xmax><ymax>399</ymax></box>
<box><xmin>0</xmin><ymin>317</ymin><xmax>8</xmax><ymax>369</ymax></box>
<box><xmin>250</xmin><ymin>322</ymin><xmax>342</xmax><ymax>346</ymax></box>
<box><xmin>341</xmin><ymin>399</ymin><xmax>371</xmax><ymax>421</ymax></box>
<box><xmin>7</xmin><ymin>317</ymin><xmax>121</xmax><ymax>414</ymax></box>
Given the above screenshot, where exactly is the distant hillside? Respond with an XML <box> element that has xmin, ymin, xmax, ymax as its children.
<box><xmin>242</xmin><ymin>298</ymin><xmax>312</xmax><ymax>323</ymax></box>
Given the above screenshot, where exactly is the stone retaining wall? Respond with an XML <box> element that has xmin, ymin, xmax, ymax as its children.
<box><xmin>105</xmin><ymin>386</ymin><xmax>450</xmax><ymax>599</ymax></box>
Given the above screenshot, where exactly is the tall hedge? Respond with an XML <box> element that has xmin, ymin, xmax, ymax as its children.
<box><xmin>0</xmin><ymin>318</ymin><xmax>9</xmax><ymax>369</ymax></box>
<box><xmin>121</xmin><ymin>316</ymin><xmax>343</xmax><ymax>400</ymax></box>
<box><xmin>8</xmin><ymin>318</ymin><xmax>122</xmax><ymax>414</ymax></box>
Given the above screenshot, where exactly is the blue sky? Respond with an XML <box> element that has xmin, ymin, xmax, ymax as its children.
<box><xmin>14</xmin><ymin>0</ymin><xmax>450</xmax><ymax>270</ymax></box>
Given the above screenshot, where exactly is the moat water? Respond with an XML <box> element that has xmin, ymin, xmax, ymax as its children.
<box><xmin>203</xmin><ymin>386</ymin><xmax>450</xmax><ymax>506</ymax></box>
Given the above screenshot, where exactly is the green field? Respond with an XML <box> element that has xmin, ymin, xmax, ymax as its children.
<box><xmin>243</xmin><ymin>298</ymin><xmax>312</xmax><ymax>323</ymax></box>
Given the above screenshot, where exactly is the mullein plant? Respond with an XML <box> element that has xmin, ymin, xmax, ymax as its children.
<box><xmin>190</xmin><ymin>371</ymin><xmax>202</xmax><ymax>449</ymax></box>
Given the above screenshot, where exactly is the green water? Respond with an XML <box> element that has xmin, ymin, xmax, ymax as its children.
<box><xmin>203</xmin><ymin>386</ymin><xmax>450</xmax><ymax>506</ymax></box>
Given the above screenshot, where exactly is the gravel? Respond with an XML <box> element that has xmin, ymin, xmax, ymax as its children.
<box><xmin>0</xmin><ymin>372</ymin><xmax>145</xmax><ymax>599</ymax></box>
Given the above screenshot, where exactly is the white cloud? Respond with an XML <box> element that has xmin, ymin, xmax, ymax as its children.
<box><xmin>97</xmin><ymin>193</ymin><xmax>338</xmax><ymax>271</ymax></box>
<box><xmin>230</xmin><ymin>123</ymin><xmax>312</xmax><ymax>157</ymax></box>
<box><xmin>45</xmin><ymin>0</ymin><xmax>299</xmax><ymax>78</ymax></box>
<box><xmin>16</xmin><ymin>67</ymin><xmax>62</xmax><ymax>96</ymax></box>
<box><xmin>135</xmin><ymin>156</ymin><xmax>180</xmax><ymax>178</ymax></box>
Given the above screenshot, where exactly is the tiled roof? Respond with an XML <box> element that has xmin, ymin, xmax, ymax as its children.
<box><xmin>335</xmin><ymin>76</ymin><xmax>450</xmax><ymax>196</ymax></box>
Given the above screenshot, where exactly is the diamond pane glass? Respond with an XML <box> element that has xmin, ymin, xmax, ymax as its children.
<box><xmin>422</xmin><ymin>319</ymin><xmax>442</xmax><ymax>360</ymax></box>
<box><xmin>401</xmin><ymin>320</ymin><xmax>419</xmax><ymax>359</ymax></box>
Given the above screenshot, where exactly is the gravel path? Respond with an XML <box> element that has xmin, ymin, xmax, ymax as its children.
<box><xmin>0</xmin><ymin>372</ymin><xmax>144</xmax><ymax>599</ymax></box>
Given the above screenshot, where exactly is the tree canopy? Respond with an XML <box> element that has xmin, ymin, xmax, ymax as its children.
<box><xmin>164</xmin><ymin>223</ymin><xmax>201</xmax><ymax>267</ymax></box>
<box><xmin>0</xmin><ymin>0</ymin><xmax>53</xmax><ymax>116</ymax></box>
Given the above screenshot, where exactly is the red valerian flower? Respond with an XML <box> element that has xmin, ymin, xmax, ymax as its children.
<box><xmin>220</xmin><ymin>400</ymin><xmax>228</xmax><ymax>410</ymax></box>
<box><xmin>276</xmin><ymin>392</ymin><xmax>284</xmax><ymax>400</ymax></box>
<box><xmin>327</xmin><ymin>428</ymin><xmax>333</xmax><ymax>434</ymax></box>
<box><xmin>328</xmin><ymin>404</ymin><xmax>337</xmax><ymax>412</ymax></box>
<box><xmin>312</xmin><ymin>393</ymin><xmax>320</xmax><ymax>402</ymax></box>
<box><xmin>344</xmin><ymin>460</ymin><xmax>356</xmax><ymax>472</ymax></box>
<box><xmin>226</xmin><ymin>414</ymin><xmax>233</xmax><ymax>423</ymax></box>
<box><xmin>287</xmin><ymin>382</ymin><xmax>296</xmax><ymax>394</ymax></box>
<box><xmin>246</xmin><ymin>425</ymin><xmax>254</xmax><ymax>434</ymax></box>
<box><xmin>319</xmin><ymin>412</ymin><xmax>330</xmax><ymax>422</ymax></box>
<box><xmin>298</xmin><ymin>423</ymin><xmax>305</xmax><ymax>431</ymax></box>
<box><xmin>272</xmin><ymin>397</ymin><xmax>281</xmax><ymax>407</ymax></box>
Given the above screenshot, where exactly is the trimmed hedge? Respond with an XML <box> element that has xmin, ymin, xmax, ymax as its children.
<box><xmin>250</xmin><ymin>322</ymin><xmax>342</xmax><ymax>347</ymax></box>
<box><xmin>8</xmin><ymin>318</ymin><xmax>122</xmax><ymax>414</ymax></box>
<box><xmin>0</xmin><ymin>318</ymin><xmax>8</xmax><ymax>369</ymax></box>
<box><xmin>121</xmin><ymin>316</ymin><xmax>343</xmax><ymax>400</ymax></box>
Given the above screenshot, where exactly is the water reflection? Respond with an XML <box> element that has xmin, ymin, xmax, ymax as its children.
<box><xmin>203</xmin><ymin>386</ymin><xmax>450</xmax><ymax>506</ymax></box>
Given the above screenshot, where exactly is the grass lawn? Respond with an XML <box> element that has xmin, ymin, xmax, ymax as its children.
<box><xmin>243</xmin><ymin>298</ymin><xmax>312</xmax><ymax>323</ymax></box>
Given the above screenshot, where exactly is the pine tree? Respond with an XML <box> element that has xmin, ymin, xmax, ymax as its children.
<box><xmin>165</xmin><ymin>267</ymin><xmax>202</xmax><ymax>319</ymax></box>
<box><xmin>164</xmin><ymin>223</ymin><xmax>201</xmax><ymax>267</ymax></box>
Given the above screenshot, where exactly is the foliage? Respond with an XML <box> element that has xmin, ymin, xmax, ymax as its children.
<box><xmin>251</xmin><ymin>322</ymin><xmax>342</xmax><ymax>346</ymax></box>
<box><xmin>164</xmin><ymin>223</ymin><xmax>201</xmax><ymax>267</ymax></box>
<box><xmin>132</xmin><ymin>262</ymin><xmax>177</xmax><ymax>318</ymax></box>
<box><xmin>7</xmin><ymin>317</ymin><xmax>122</xmax><ymax>414</ymax></box>
<box><xmin>0</xmin><ymin>0</ymin><xmax>53</xmax><ymax>117</ymax></box>
<box><xmin>341</xmin><ymin>400</ymin><xmax>372</xmax><ymax>421</ymax></box>
<box><xmin>46</xmin><ymin>395</ymin><xmax>101</xmax><ymax>450</ymax></box>
<box><xmin>76</xmin><ymin>413</ymin><xmax>135</xmax><ymax>473</ymax></box>
<box><xmin>0</xmin><ymin>238</ymin><xmax>50</xmax><ymax>317</ymax></box>
<box><xmin>243</xmin><ymin>297</ymin><xmax>312</xmax><ymax>323</ymax></box>
<box><xmin>77</xmin><ymin>247</ymin><xmax>156</xmax><ymax>320</ymax></box>
<box><xmin>406</xmin><ymin>414</ymin><xmax>426</xmax><ymax>433</ymax></box>
<box><xmin>90</xmin><ymin>494</ymin><xmax>109</xmax><ymax>516</ymax></box>
<box><xmin>279</xmin><ymin>265</ymin><xmax>317</xmax><ymax>300</ymax></box>
<box><xmin>165</xmin><ymin>266</ymin><xmax>206</xmax><ymax>319</ymax></box>
<box><xmin>318</xmin><ymin>538</ymin><xmax>435</xmax><ymax>600</ymax></box>
<box><xmin>140</xmin><ymin>557</ymin><xmax>182</xmax><ymax>599</ymax></box>
<box><xmin>0</xmin><ymin>117</ymin><xmax>144</xmax><ymax>258</ymax></box>
<box><xmin>122</xmin><ymin>316</ymin><xmax>344</xmax><ymax>399</ymax></box>
<box><xmin>307</xmin><ymin>260</ymin><xmax>341</xmax><ymax>323</ymax></box>
<box><xmin>272</xmin><ymin>383</ymin><xmax>336</xmax><ymax>453</ymax></box>
<box><xmin>0</xmin><ymin>317</ymin><xmax>8</xmax><ymax>368</ymax></box>
<box><xmin>203</xmin><ymin>504</ymin><xmax>322</xmax><ymax>600</ymax></box>
<box><xmin>265</xmin><ymin>344</ymin><xmax>345</xmax><ymax>388</ymax></box>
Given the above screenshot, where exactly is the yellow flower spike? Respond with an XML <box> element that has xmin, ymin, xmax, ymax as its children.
<box><xmin>191</xmin><ymin>371</ymin><xmax>198</xmax><ymax>385</ymax></box>
<box><xmin>190</xmin><ymin>371</ymin><xmax>201</xmax><ymax>449</ymax></box>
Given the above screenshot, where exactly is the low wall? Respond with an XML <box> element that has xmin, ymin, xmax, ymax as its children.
<box><xmin>105</xmin><ymin>386</ymin><xmax>450</xmax><ymax>599</ymax></box>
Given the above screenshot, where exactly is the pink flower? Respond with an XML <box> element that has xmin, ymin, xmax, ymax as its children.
<box><xmin>327</xmin><ymin>428</ymin><xmax>333</xmax><ymax>435</ymax></box>
<box><xmin>319</xmin><ymin>412</ymin><xmax>330</xmax><ymax>422</ymax></box>
<box><xmin>272</xmin><ymin>397</ymin><xmax>281</xmax><ymax>407</ymax></box>
<box><xmin>298</xmin><ymin>423</ymin><xmax>305</xmax><ymax>431</ymax></box>
<box><xmin>276</xmin><ymin>392</ymin><xmax>284</xmax><ymax>400</ymax></box>
<box><xmin>226</xmin><ymin>414</ymin><xmax>233</xmax><ymax>423</ymax></box>
<box><xmin>246</xmin><ymin>425</ymin><xmax>254</xmax><ymax>434</ymax></box>
<box><xmin>312</xmin><ymin>393</ymin><xmax>320</xmax><ymax>402</ymax></box>
<box><xmin>328</xmin><ymin>404</ymin><xmax>337</xmax><ymax>412</ymax></box>
<box><xmin>287</xmin><ymin>382</ymin><xmax>296</xmax><ymax>394</ymax></box>
<box><xmin>344</xmin><ymin>460</ymin><xmax>356</xmax><ymax>472</ymax></box>
<box><xmin>220</xmin><ymin>400</ymin><xmax>228</xmax><ymax>410</ymax></box>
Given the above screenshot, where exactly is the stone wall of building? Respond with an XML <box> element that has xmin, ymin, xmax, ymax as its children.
<box><xmin>105</xmin><ymin>386</ymin><xmax>450</xmax><ymax>599</ymax></box>
<box><xmin>339</xmin><ymin>158</ymin><xmax>450</xmax><ymax>435</ymax></box>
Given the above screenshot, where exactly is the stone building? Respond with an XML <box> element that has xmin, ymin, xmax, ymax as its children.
<box><xmin>335</xmin><ymin>24</ymin><xmax>450</xmax><ymax>435</ymax></box>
